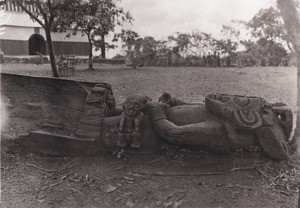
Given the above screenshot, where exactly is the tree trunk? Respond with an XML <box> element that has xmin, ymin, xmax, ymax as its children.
<box><xmin>87</xmin><ymin>35</ymin><xmax>94</xmax><ymax>70</ymax></box>
<box><xmin>101</xmin><ymin>34</ymin><xmax>106</xmax><ymax>59</ymax></box>
<box><xmin>277</xmin><ymin>0</ymin><xmax>300</xmax><ymax>148</ymax></box>
<box><xmin>45</xmin><ymin>26</ymin><xmax>59</xmax><ymax>77</ymax></box>
<box><xmin>277</xmin><ymin>0</ymin><xmax>300</xmax><ymax>55</ymax></box>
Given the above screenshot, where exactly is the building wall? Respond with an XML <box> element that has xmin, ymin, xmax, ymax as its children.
<box><xmin>2</xmin><ymin>24</ymin><xmax>89</xmax><ymax>41</ymax></box>
<box><xmin>1</xmin><ymin>9</ymin><xmax>89</xmax><ymax>55</ymax></box>
<box><xmin>0</xmin><ymin>39</ymin><xmax>28</xmax><ymax>55</ymax></box>
<box><xmin>52</xmin><ymin>42</ymin><xmax>90</xmax><ymax>56</ymax></box>
<box><xmin>0</xmin><ymin>39</ymin><xmax>90</xmax><ymax>55</ymax></box>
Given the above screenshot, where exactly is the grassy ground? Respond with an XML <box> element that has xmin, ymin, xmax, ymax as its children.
<box><xmin>1</xmin><ymin>63</ymin><xmax>298</xmax><ymax>208</ymax></box>
<box><xmin>0</xmin><ymin>63</ymin><xmax>297</xmax><ymax>107</ymax></box>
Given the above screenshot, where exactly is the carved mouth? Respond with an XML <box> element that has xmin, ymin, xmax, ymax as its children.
<box><xmin>127</xmin><ymin>109</ymin><xmax>135</xmax><ymax>115</ymax></box>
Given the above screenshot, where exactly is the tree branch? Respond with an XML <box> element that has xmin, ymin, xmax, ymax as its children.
<box><xmin>35</xmin><ymin>0</ymin><xmax>48</xmax><ymax>24</ymax></box>
<box><xmin>14</xmin><ymin>1</ymin><xmax>45</xmax><ymax>27</ymax></box>
<box><xmin>47</xmin><ymin>0</ymin><xmax>54</xmax><ymax>24</ymax></box>
<box><xmin>49</xmin><ymin>3</ymin><xmax>63</xmax><ymax>26</ymax></box>
<box><xmin>277</xmin><ymin>0</ymin><xmax>300</xmax><ymax>51</ymax></box>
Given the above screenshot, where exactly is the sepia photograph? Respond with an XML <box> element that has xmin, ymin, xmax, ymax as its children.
<box><xmin>0</xmin><ymin>0</ymin><xmax>299</xmax><ymax>207</ymax></box>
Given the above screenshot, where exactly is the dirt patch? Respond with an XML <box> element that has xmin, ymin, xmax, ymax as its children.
<box><xmin>1</xmin><ymin>64</ymin><xmax>298</xmax><ymax>207</ymax></box>
<box><xmin>1</xmin><ymin>149</ymin><xmax>298</xmax><ymax>208</ymax></box>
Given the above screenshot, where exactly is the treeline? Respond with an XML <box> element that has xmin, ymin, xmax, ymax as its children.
<box><xmin>6</xmin><ymin>1</ymin><xmax>297</xmax><ymax>76</ymax></box>
<box><xmin>119</xmin><ymin>7</ymin><xmax>294</xmax><ymax>68</ymax></box>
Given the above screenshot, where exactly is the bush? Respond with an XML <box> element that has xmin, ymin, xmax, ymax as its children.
<box><xmin>125</xmin><ymin>50</ymin><xmax>145</xmax><ymax>69</ymax></box>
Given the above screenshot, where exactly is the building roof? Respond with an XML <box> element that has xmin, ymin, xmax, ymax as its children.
<box><xmin>1</xmin><ymin>0</ymin><xmax>41</xmax><ymax>27</ymax></box>
<box><xmin>0</xmin><ymin>1</ymin><xmax>87</xmax><ymax>43</ymax></box>
<box><xmin>1</xmin><ymin>0</ymin><xmax>43</xmax><ymax>13</ymax></box>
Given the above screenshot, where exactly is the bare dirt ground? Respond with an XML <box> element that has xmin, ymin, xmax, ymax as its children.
<box><xmin>1</xmin><ymin>63</ymin><xmax>298</xmax><ymax>208</ymax></box>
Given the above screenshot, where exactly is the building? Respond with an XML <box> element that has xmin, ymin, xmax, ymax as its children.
<box><xmin>0</xmin><ymin>0</ymin><xmax>89</xmax><ymax>56</ymax></box>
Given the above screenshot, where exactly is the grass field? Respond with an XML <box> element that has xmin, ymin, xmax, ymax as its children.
<box><xmin>1</xmin><ymin>63</ymin><xmax>297</xmax><ymax>108</ymax></box>
<box><xmin>1</xmin><ymin>63</ymin><xmax>298</xmax><ymax>208</ymax></box>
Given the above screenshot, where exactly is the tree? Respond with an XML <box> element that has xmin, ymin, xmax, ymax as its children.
<box><xmin>118</xmin><ymin>29</ymin><xmax>145</xmax><ymax>69</ymax></box>
<box><xmin>119</xmin><ymin>29</ymin><xmax>139</xmax><ymax>51</ymax></box>
<box><xmin>142</xmin><ymin>36</ymin><xmax>158</xmax><ymax>58</ymax></box>
<box><xmin>240</xmin><ymin>38</ymin><xmax>287</xmax><ymax>66</ymax></box>
<box><xmin>276</xmin><ymin>0</ymin><xmax>300</xmax><ymax>162</ymax></box>
<box><xmin>189</xmin><ymin>31</ymin><xmax>216</xmax><ymax>56</ymax></box>
<box><xmin>168</xmin><ymin>32</ymin><xmax>191</xmax><ymax>55</ymax></box>
<box><xmin>118</xmin><ymin>30</ymin><xmax>161</xmax><ymax>69</ymax></box>
<box><xmin>12</xmin><ymin>0</ymin><xmax>71</xmax><ymax>77</ymax></box>
<box><xmin>277</xmin><ymin>0</ymin><xmax>300</xmax><ymax>55</ymax></box>
<box><xmin>215</xmin><ymin>25</ymin><xmax>240</xmax><ymax>56</ymax></box>
<box><xmin>54</xmin><ymin>0</ymin><xmax>132</xmax><ymax>70</ymax></box>
<box><xmin>237</xmin><ymin>7</ymin><xmax>295</xmax><ymax>66</ymax></box>
<box><xmin>167</xmin><ymin>31</ymin><xmax>217</xmax><ymax>57</ymax></box>
<box><xmin>242</xmin><ymin>6</ymin><xmax>294</xmax><ymax>51</ymax></box>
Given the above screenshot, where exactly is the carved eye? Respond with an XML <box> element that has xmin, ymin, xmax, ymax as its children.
<box><xmin>234</xmin><ymin>97</ymin><xmax>250</xmax><ymax>107</ymax></box>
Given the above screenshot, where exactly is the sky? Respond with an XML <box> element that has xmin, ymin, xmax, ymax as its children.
<box><xmin>106</xmin><ymin>0</ymin><xmax>277</xmax><ymax>57</ymax></box>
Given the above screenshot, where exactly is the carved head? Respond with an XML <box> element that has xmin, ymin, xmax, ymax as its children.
<box><xmin>256</xmin><ymin>104</ymin><xmax>291</xmax><ymax>160</ymax></box>
<box><xmin>205</xmin><ymin>93</ymin><xmax>293</xmax><ymax>160</ymax></box>
<box><xmin>122</xmin><ymin>95</ymin><xmax>150</xmax><ymax>117</ymax></box>
<box><xmin>205</xmin><ymin>93</ymin><xmax>293</xmax><ymax>140</ymax></box>
<box><xmin>205</xmin><ymin>94</ymin><xmax>267</xmax><ymax>131</ymax></box>
<box><xmin>158</xmin><ymin>92</ymin><xmax>173</xmax><ymax>105</ymax></box>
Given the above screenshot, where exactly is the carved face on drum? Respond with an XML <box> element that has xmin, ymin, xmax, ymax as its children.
<box><xmin>205</xmin><ymin>93</ymin><xmax>293</xmax><ymax>140</ymax></box>
<box><xmin>122</xmin><ymin>95</ymin><xmax>149</xmax><ymax>117</ymax></box>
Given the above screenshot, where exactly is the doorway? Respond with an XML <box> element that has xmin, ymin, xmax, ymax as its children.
<box><xmin>28</xmin><ymin>34</ymin><xmax>46</xmax><ymax>55</ymax></box>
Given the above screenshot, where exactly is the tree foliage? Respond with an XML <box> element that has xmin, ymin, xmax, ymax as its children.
<box><xmin>215</xmin><ymin>25</ymin><xmax>240</xmax><ymax>55</ymax></box>
<box><xmin>235</xmin><ymin>6</ymin><xmax>296</xmax><ymax>65</ymax></box>
<box><xmin>168</xmin><ymin>32</ymin><xmax>191</xmax><ymax>54</ymax></box>
<box><xmin>241</xmin><ymin>38</ymin><xmax>287</xmax><ymax>66</ymax></box>
<box><xmin>242</xmin><ymin>7</ymin><xmax>293</xmax><ymax>51</ymax></box>
<box><xmin>277</xmin><ymin>0</ymin><xmax>300</xmax><ymax>54</ymax></box>
<box><xmin>142</xmin><ymin>36</ymin><xmax>159</xmax><ymax>57</ymax></box>
<box><xmin>12</xmin><ymin>0</ymin><xmax>72</xmax><ymax>77</ymax></box>
<box><xmin>118</xmin><ymin>29</ymin><xmax>162</xmax><ymax>68</ymax></box>
<box><xmin>119</xmin><ymin>29</ymin><xmax>144</xmax><ymax>69</ymax></box>
<box><xmin>53</xmin><ymin>0</ymin><xmax>132</xmax><ymax>69</ymax></box>
<box><xmin>167</xmin><ymin>31</ymin><xmax>218</xmax><ymax>57</ymax></box>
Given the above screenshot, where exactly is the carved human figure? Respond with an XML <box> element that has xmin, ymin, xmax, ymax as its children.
<box><xmin>150</xmin><ymin>93</ymin><xmax>293</xmax><ymax>160</ymax></box>
<box><xmin>117</xmin><ymin>95</ymin><xmax>149</xmax><ymax>148</ymax></box>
